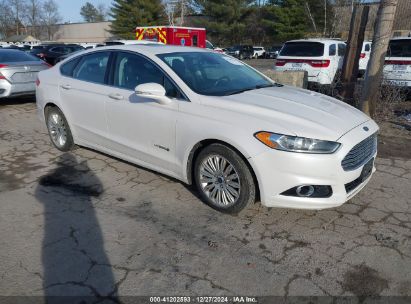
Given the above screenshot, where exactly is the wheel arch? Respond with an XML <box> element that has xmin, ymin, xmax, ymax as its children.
<box><xmin>186</xmin><ymin>138</ymin><xmax>260</xmax><ymax>201</ymax></box>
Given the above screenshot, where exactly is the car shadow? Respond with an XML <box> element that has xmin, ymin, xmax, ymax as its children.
<box><xmin>0</xmin><ymin>95</ymin><xmax>36</xmax><ymax>106</ymax></box>
<box><xmin>35</xmin><ymin>153</ymin><xmax>117</xmax><ymax>303</ymax></box>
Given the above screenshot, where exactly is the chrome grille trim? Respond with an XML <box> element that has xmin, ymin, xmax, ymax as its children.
<box><xmin>341</xmin><ymin>133</ymin><xmax>377</xmax><ymax>171</ymax></box>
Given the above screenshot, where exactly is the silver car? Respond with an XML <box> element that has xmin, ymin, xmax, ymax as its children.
<box><xmin>0</xmin><ymin>49</ymin><xmax>49</xmax><ymax>98</ymax></box>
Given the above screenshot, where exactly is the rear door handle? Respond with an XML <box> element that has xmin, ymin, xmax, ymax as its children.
<box><xmin>60</xmin><ymin>84</ymin><xmax>71</xmax><ymax>90</ymax></box>
<box><xmin>108</xmin><ymin>93</ymin><xmax>124</xmax><ymax>100</ymax></box>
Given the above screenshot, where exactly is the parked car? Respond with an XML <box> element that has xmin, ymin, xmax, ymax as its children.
<box><xmin>206</xmin><ymin>40</ymin><xmax>224</xmax><ymax>53</ymax></box>
<box><xmin>30</xmin><ymin>44</ymin><xmax>84</xmax><ymax>65</ymax></box>
<box><xmin>54</xmin><ymin>50</ymin><xmax>84</xmax><ymax>64</ymax></box>
<box><xmin>252</xmin><ymin>46</ymin><xmax>265</xmax><ymax>58</ymax></box>
<box><xmin>359</xmin><ymin>41</ymin><xmax>372</xmax><ymax>77</ymax></box>
<box><xmin>275</xmin><ymin>39</ymin><xmax>346</xmax><ymax>87</ymax></box>
<box><xmin>36</xmin><ymin>45</ymin><xmax>379</xmax><ymax>213</ymax></box>
<box><xmin>383</xmin><ymin>37</ymin><xmax>411</xmax><ymax>89</ymax></box>
<box><xmin>226</xmin><ymin>45</ymin><xmax>254</xmax><ymax>60</ymax></box>
<box><xmin>265</xmin><ymin>46</ymin><xmax>282</xmax><ymax>59</ymax></box>
<box><xmin>0</xmin><ymin>49</ymin><xmax>49</xmax><ymax>98</ymax></box>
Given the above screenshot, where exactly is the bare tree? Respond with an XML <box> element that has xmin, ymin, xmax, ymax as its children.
<box><xmin>26</xmin><ymin>0</ymin><xmax>42</xmax><ymax>38</ymax></box>
<box><xmin>360</xmin><ymin>0</ymin><xmax>398</xmax><ymax>118</ymax></box>
<box><xmin>0</xmin><ymin>0</ymin><xmax>14</xmax><ymax>39</ymax></box>
<box><xmin>8</xmin><ymin>0</ymin><xmax>28</xmax><ymax>36</ymax></box>
<box><xmin>41</xmin><ymin>0</ymin><xmax>61</xmax><ymax>40</ymax></box>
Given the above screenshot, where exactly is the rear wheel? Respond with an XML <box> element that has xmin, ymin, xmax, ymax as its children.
<box><xmin>194</xmin><ymin>144</ymin><xmax>256</xmax><ymax>214</ymax></box>
<box><xmin>45</xmin><ymin>107</ymin><xmax>74</xmax><ymax>152</ymax></box>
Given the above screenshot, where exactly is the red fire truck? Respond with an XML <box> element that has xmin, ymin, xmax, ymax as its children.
<box><xmin>135</xmin><ymin>26</ymin><xmax>207</xmax><ymax>48</ymax></box>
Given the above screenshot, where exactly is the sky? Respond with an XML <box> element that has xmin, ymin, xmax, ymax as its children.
<box><xmin>58</xmin><ymin>0</ymin><xmax>113</xmax><ymax>23</ymax></box>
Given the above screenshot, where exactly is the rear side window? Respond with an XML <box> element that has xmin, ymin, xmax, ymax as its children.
<box><xmin>387</xmin><ymin>39</ymin><xmax>411</xmax><ymax>57</ymax></box>
<box><xmin>338</xmin><ymin>44</ymin><xmax>346</xmax><ymax>56</ymax></box>
<box><xmin>72</xmin><ymin>52</ymin><xmax>110</xmax><ymax>84</ymax></box>
<box><xmin>329</xmin><ymin>44</ymin><xmax>336</xmax><ymax>56</ymax></box>
<box><xmin>280</xmin><ymin>42</ymin><xmax>324</xmax><ymax>57</ymax></box>
<box><xmin>60</xmin><ymin>57</ymin><xmax>81</xmax><ymax>77</ymax></box>
<box><xmin>364</xmin><ymin>43</ymin><xmax>371</xmax><ymax>52</ymax></box>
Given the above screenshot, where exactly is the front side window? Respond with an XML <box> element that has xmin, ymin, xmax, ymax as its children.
<box><xmin>72</xmin><ymin>51</ymin><xmax>109</xmax><ymax>84</ymax></box>
<box><xmin>158</xmin><ymin>51</ymin><xmax>273</xmax><ymax>96</ymax></box>
<box><xmin>113</xmin><ymin>52</ymin><xmax>182</xmax><ymax>99</ymax></box>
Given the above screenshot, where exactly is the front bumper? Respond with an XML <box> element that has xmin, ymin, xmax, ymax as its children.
<box><xmin>0</xmin><ymin>80</ymin><xmax>36</xmax><ymax>98</ymax></box>
<box><xmin>249</xmin><ymin>120</ymin><xmax>379</xmax><ymax>209</ymax></box>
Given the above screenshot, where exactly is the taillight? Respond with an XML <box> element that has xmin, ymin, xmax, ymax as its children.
<box><xmin>275</xmin><ymin>60</ymin><xmax>286</xmax><ymax>66</ymax></box>
<box><xmin>360</xmin><ymin>53</ymin><xmax>366</xmax><ymax>58</ymax></box>
<box><xmin>36</xmin><ymin>78</ymin><xmax>40</xmax><ymax>86</ymax></box>
<box><xmin>0</xmin><ymin>64</ymin><xmax>6</xmax><ymax>79</ymax></box>
<box><xmin>309</xmin><ymin>60</ymin><xmax>330</xmax><ymax>68</ymax></box>
<box><xmin>385</xmin><ymin>60</ymin><xmax>411</xmax><ymax>65</ymax></box>
<box><xmin>38</xmin><ymin>53</ymin><xmax>45</xmax><ymax>58</ymax></box>
<box><xmin>42</xmin><ymin>62</ymin><xmax>52</xmax><ymax>68</ymax></box>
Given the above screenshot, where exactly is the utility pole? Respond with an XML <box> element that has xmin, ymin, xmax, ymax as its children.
<box><xmin>360</xmin><ymin>0</ymin><xmax>398</xmax><ymax>118</ymax></box>
<box><xmin>339</xmin><ymin>4</ymin><xmax>369</xmax><ymax>105</ymax></box>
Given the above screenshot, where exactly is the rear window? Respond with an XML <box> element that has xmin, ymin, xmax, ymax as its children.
<box><xmin>0</xmin><ymin>50</ymin><xmax>41</xmax><ymax>62</ymax></box>
<box><xmin>280</xmin><ymin>42</ymin><xmax>324</xmax><ymax>57</ymax></box>
<box><xmin>387</xmin><ymin>39</ymin><xmax>411</xmax><ymax>57</ymax></box>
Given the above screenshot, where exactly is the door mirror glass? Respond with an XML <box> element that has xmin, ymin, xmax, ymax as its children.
<box><xmin>135</xmin><ymin>82</ymin><xmax>171</xmax><ymax>104</ymax></box>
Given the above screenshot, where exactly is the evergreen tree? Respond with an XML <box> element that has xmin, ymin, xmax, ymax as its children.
<box><xmin>80</xmin><ymin>2</ymin><xmax>104</xmax><ymax>22</ymax></box>
<box><xmin>193</xmin><ymin>0</ymin><xmax>252</xmax><ymax>45</ymax></box>
<box><xmin>110</xmin><ymin>0</ymin><xmax>166</xmax><ymax>39</ymax></box>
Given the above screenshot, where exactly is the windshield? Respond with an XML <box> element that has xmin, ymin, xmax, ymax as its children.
<box><xmin>280</xmin><ymin>42</ymin><xmax>324</xmax><ymax>57</ymax></box>
<box><xmin>157</xmin><ymin>52</ymin><xmax>273</xmax><ymax>96</ymax></box>
<box><xmin>387</xmin><ymin>39</ymin><xmax>411</xmax><ymax>57</ymax></box>
<box><xmin>0</xmin><ymin>50</ymin><xmax>41</xmax><ymax>62</ymax></box>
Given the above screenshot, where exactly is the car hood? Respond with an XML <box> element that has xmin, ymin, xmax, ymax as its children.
<box><xmin>200</xmin><ymin>85</ymin><xmax>370</xmax><ymax>141</ymax></box>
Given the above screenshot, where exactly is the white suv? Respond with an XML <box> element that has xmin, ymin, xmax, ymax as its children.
<box><xmin>383</xmin><ymin>37</ymin><xmax>411</xmax><ymax>88</ymax></box>
<box><xmin>253</xmin><ymin>46</ymin><xmax>265</xmax><ymax>58</ymax></box>
<box><xmin>275</xmin><ymin>39</ymin><xmax>346</xmax><ymax>87</ymax></box>
<box><xmin>359</xmin><ymin>41</ymin><xmax>372</xmax><ymax>77</ymax></box>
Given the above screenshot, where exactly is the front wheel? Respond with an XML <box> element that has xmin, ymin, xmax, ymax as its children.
<box><xmin>45</xmin><ymin>107</ymin><xmax>75</xmax><ymax>152</ymax></box>
<box><xmin>194</xmin><ymin>144</ymin><xmax>256</xmax><ymax>214</ymax></box>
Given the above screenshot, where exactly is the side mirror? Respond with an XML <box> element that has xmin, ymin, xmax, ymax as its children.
<box><xmin>134</xmin><ymin>83</ymin><xmax>171</xmax><ymax>105</ymax></box>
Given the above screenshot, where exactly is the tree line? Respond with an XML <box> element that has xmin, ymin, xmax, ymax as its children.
<box><xmin>110</xmin><ymin>0</ymin><xmax>354</xmax><ymax>45</ymax></box>
<box><xmin>0</xmin><ymin>0</ymin><xmax>60</xmax><ymax>40</ymax></box>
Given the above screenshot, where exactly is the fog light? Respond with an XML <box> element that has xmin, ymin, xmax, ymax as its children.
<box><xmin>296</xmin><ymin>185</ymin><xmax>315</xmax><ymax>197</ymax></box>
<box><xmin>281</xmin><ymin>185</ymin><xmax>332</xmax><ymax>198</ymax></box>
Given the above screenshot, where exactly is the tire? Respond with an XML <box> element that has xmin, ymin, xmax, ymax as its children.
<box><xmin>194</xmin><ymin>143</ymin><xmax>256</xmax><ymax>214</ymax></box>
<box><xmin>45</xmin><ymin>106</ymin><xmax>75</xmax><ymax>152</ymax></box>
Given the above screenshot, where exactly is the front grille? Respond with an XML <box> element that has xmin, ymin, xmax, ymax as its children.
<box><xmin>345</xmin><ymin>176</ymin><xmax>362</xmax><ymax>193</ymax></box>
<box><xmin>341</xmin><ymin>133</ymin><xmax>377</xmax><ymax>171</ymax></box>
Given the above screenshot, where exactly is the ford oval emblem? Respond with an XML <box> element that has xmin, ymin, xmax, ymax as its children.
<box><xmin>363</xmin><ymin>126</ymin><xmax>369</xmax><ymax>131</ymax></box>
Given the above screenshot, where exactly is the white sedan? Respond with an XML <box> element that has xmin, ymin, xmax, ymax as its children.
<box><xmin>36</xmin><ymin>45</ymin><xmax>379</xmax><ymax>213</ymax></box>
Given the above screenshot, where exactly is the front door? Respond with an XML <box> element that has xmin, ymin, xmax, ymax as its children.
<box><xmin>105</xmin><ymin>51</ymin><xmax>184</xmax><ymax>176</ymax></box>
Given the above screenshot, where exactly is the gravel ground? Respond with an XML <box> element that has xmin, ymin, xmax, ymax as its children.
<box><xmin>0</xmin><ymin>97</ymin><xmax>410</xmax><ymax>301</ymax></box>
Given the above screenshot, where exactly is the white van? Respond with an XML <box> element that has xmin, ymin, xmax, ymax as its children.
<box><xmin>275</xmin><ymin>39</ymin><xmax>346</xmax><ymax>86</ymax></box>
<box><xmin>383</xmin><ymin>37</ymin><xmax>411</xmax><ymax>88</ymax></box>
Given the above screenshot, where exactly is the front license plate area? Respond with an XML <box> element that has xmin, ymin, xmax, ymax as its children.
<box><xmin>360</xmin><ymin>158</ymin><xmax>374</xmax><ymax>182</ymax></box>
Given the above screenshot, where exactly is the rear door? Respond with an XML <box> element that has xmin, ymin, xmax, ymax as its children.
<box><xmin>384</xmin><ymin>39</ymin><xmax>411</xmax><ymax>87</ymax></box>
<box><xmin>58</xmin><ymin>51</ymin><xmax>113</xmax><ymax>146</ymax></box>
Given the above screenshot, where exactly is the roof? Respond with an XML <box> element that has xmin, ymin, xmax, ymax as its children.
<box><xmin>390</xmin><ymin>36</ymin><xmax>411</xmax><ymax>40</ymax></box>
<box><xmin>285</xmin><ymin>38</ymin><xmax>345</xmax><ymax>44</ymax></box>
<box><xmin>85</xmin><ymin>44</ymin><xmax>211</xmax><ymax>56</ymax></box>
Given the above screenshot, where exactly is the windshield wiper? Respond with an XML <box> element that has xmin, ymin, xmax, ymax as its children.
<box><xmin>225</xmin><ymin>83</ymin><xmax>281</xmax><ymax>96</ymax></box>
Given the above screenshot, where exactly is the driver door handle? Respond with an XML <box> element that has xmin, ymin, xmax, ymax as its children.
<box><xmin>108</xmin><ymin>93</ymin><xmax>124</xmax><ymax>100</ymax></box>
<box><xmin>60</xmin><ymin>84</ymin><xmax>71</xmax><ymax>90</ymax></box>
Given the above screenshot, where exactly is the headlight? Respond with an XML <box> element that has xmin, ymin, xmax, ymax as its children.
<box><xmin>235</xmin><ymin>50</ymin><xmax>239</xmax><ymax>54</ymax></box>
<box><xmin>254</xmin><ymin>132</ymin><xmax>341</xmax><ymax>154</ymax></box>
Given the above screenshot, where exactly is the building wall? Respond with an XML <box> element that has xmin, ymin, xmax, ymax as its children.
<box><xmin>52</xmin><ymin>21</ymin><xmax>114</xmax><ymax>43</ymax></box>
